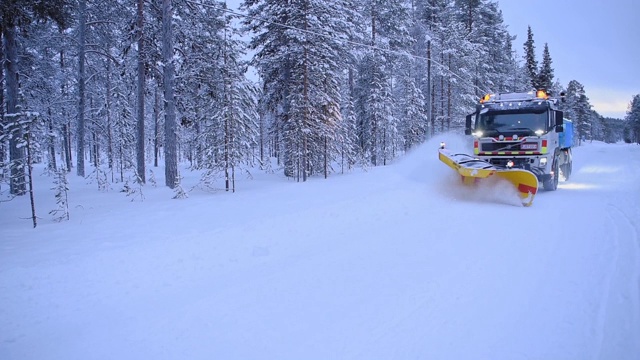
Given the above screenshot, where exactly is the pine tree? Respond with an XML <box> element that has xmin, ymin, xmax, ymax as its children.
<box><xmin>135</xmin><ymin>0</ymin><xmax>146</xmax><ymax>183</ymax></box>
<box><xmin>354</xmin><ymin>0</ymin><xmax>409</xmax><ymax>164</ymax></box>
<box><xmin>355</xmin><ymin>52</ymin><xmax>389</xmax><ymax>165</ymax></box>
<box><xmin>523</xmin><ymin>25</ymin><xmax>538</xmax><ymax>90</ymax></box>
<box><xmin>162</xmin><ymin>0</ymin><xmax>178</xmax><ymax>188</ymax></box>
<box><xmin>537</xmin><ymin>43</ymin><xmax>554</xmax><ymax>92</ymax></box>
<box><xmin>564</xmin><ymin>80</ymin><xmax>592</xmax><ymax>144</ymax></box>
<box><xmin>475</xmin><ymin>1</ymin><xmax>511</xmax><ymax>94</ymax></box>
<box><xmin>244</xmin><ymin>0</ymin><xmax>353</xmax><ymax>180</ymax></box>
<box><xmin>76</xmin><ymin>0</ymin><xmax>87</xmax><ymax>177</ymax></box>
<box><xmin>338</xmin><ymin>90</ymin><xmax>359</xmax><ymax>173</ymax></box>
<box><xmin>50</xmin><ymin>167</ymin><xmax>70</xmax><ymax>222</ymax></box>
<box><xmin>503</xmin><ymin>33</ymin><xmax>529</xmax><ymax>92</ymax></box>
<box><xmin>626</xmin><ymin>94</ymin><xmax>640</xmax><ymax>144</ymax></box>
<box><xmin>397</xmin><ymin>65</ymin><xmax>428</xmax><ymax>150</ymax></box>
<box><xmin>199</xmin><ymin>6</ymin><xmax>258</xmax><ymax>192</ymax></box>
<box><xmin>1</xmin><ymin>0</ymin><xmax>70</xmax><ymax>197</ymax></box>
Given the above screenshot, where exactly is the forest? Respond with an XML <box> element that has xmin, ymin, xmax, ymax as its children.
<box><xmin>2</xmin><ymin>0</ymin><xmax>640</xmax><ymax>212</ymax></box>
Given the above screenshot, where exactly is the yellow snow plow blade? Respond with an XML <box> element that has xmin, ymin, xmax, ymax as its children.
<box><xmin>438</xmin><ymin>149</ymin><xmax>539</xmax><ymax>206</ymax></box>
<box><xmin>493</xmin><ymin>170</ymin><xmax>539</xmax><ymax>206</ymax></box>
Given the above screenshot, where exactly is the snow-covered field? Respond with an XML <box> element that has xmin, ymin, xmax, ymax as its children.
<box><xmin>2</xmin><ymin>134</ymin><xmax>639</xmax><ymax>360</ymax></box>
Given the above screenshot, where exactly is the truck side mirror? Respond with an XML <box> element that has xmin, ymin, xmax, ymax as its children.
<box><xmin>555</xmin><ymin>110</ymin><xmax>564</xmax><ymax>132</ymax></box>
<box><xmin>465</xmin><ymin>114</ymin><xmax>473</xmax><ymax>135</ymax></box>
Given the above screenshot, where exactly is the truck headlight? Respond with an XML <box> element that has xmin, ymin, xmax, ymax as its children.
<box><xmin>540</xmin><ymin>158</ymin><xmax>547</xmax><ymax>166</ymax></box>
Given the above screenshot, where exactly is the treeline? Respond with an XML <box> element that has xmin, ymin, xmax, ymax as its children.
<box><xmin>1</xmin><ymin>0</ymin><xmax>638</xmax><ymax>208</ymax></box>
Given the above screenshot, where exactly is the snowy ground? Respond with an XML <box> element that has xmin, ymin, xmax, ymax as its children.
<box><xmin>1</xmin><ymin>134</ymin><xmax>639</xmax><ymax>360</ymax></box>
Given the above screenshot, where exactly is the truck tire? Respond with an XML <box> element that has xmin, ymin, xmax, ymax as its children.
<box><xmin>543</xmin><ymin>156</ymin><xmax>559</xmax><ymax>191</ymax></box>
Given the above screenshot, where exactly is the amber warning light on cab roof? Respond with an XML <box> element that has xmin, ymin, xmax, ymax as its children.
<box><xmin>536</xmin><ymin>90</ymin><xmax>549</xmax><ymax>99</ymax></box>
<box><xmin>479</xmin><ymin>89</ymin><xmax>550</xmax><ymax>104</ymax></box>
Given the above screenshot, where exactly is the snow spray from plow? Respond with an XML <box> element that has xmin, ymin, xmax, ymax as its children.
<box><xmin>438</xmin><ymin>147</ymin><xmax>538</xmax><ymax>206</ymax></box>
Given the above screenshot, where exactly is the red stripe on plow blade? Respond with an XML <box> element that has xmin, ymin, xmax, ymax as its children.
<box><xmin>518</xmin><ymin>183</ymin><xmax>538</xmax><ymax>195</ymax></box>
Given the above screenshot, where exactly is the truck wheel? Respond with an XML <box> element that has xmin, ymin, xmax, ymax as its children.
<box><xmin>543</xmin><ymin>156</ymin><xmax>559</xmax><ymax>191</ymax></box>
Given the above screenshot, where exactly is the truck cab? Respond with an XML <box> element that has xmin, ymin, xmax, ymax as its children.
<box><xmin>464</xmin><ymin>90</ymin><xmax>573</xmax><ymax>191</ymax></box>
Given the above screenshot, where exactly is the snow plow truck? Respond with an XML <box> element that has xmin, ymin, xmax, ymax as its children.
<box><xmin>439</xmin><ymin>90</ymin><xmax>574</xmax><ymax>206</ymax></box>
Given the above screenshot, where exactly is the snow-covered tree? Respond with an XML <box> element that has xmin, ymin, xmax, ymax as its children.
<box><xmin>396</xmin><ymin>63</ymin><xmax>428</xmax><ymax>150</ymax></box>
<box><xmin>354</xmin><ymin>0</ymin><xmax>410</xmax><ymax>165</ymax></box>
<box><xmin>625</xmin><ymin>94</ymin><xmax>640</xmax><ymax>144</ymax></box>
<box><xmin>135</xmin><ymin>0</ymin><xmax>146</xmax><ymax>183</ymax></box>
<box><xmin>563</xmin><ymin>80</ymin><xmax>592</xmax><ymax>144</ymax></box>
<box><xmin>523</xmin><ymin>25</ymin><xmax>538</xmax><ymax>90</ymax></box>
<box><xmin>503</xmin><ymin>32</ymin><xmax>529</xmax><ymax>92</ymax></box>
<box><xmin>162</xmin><ymin>0</ymin><xmax>178</xmax><ymax>188</ymax></box>
<box><xmin>537</xmin><ymin>43</ymin><xmax>555</xmax><ymax>93</ymax></box>
<box><xmin>1</xmin><ymin>1</ymin><xmax>64</xmax><ymax>193</ymax></box>
<box><xmin>200</xmin><ymin>7</ymin><xmax>259</xmax><ymax>192</ymax></box>
<box><xmin>244</xmin><ymin>0</ymin><xmax>354</xmax><ymax>180</ymax></box>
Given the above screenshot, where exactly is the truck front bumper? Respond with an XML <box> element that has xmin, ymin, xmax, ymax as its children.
<box><xmin>481</xmin><ymin>154</ymin><xmax>552</xmax><ymax>181</ymax></box>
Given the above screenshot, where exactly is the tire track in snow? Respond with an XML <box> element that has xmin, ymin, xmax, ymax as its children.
<box><xmin>596</xmin><ymin>203</ymin><xmax>640</xmax><ymax>359</ymax></box>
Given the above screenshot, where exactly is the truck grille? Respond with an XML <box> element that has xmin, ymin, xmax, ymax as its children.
<box><xmin>481</xmin><ymin>142</ymin><xmax>522</xmax><ymax>152</ymax></box>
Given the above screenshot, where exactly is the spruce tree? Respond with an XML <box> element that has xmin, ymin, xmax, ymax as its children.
<box><xmin>626</xmin><ymin>94</ymin><xmax>640</xmax><ymax>144</ymax></box>
<box><xmin>564</xmin><ymin>80</ymin><xmax>592</xmax><ymax>144</ymax></box>
<box><xmin>537</xmin><ymin>43</ymin><xmax>554</xmax><ymax>92</ymax></box>
<box><xmin>244</xmin><ymin>0</ymin><xmax>353</xmax><ymax>180</ymax></box>
<box><xmin>1</xmin><ymin>0</ymin><xmax>71</xmax><ymax>195</ymax></box>
<box><xmin>523</xmin><ymin>25</ymin><xmax>538</xmax><ymax>90</ymax></box>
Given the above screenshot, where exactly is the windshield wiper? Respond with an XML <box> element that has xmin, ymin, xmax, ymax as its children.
<box><xmin>483</xmin><ymin>128</ymin><xmax>507</xmax><ymax>137</ymax></box>
<box><xmin>494</xmin><ymin>142</ymin><xmax>523</xmax><ymax>152</ymax></box>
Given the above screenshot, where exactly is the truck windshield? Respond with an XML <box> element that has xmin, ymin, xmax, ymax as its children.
<box><xmin>477</xmin><ymin>109</ymin><xmax>548</xmax><ymax>136</ymax></box>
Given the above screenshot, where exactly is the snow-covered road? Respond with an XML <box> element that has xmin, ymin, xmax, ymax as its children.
<box><xmin>1</xmin><ymin>136</ymin><xmax>639</xmax><ymax>359</ymax></box>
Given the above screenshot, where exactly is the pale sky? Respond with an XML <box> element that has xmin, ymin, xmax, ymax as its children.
<box><xmin>498</xmin><ymin>0</ymin><xmax>639</xmax><ymax>119</ymax></box>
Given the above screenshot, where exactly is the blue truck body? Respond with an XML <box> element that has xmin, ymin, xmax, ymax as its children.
<box><xmin>560</xmin><ymin>119</ymin><xmax>573</xmax><ymax>149</ymax></box>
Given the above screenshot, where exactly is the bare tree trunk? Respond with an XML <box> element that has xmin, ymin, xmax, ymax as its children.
<box><xmin>92</xmin><ymin>131</ymin><xmax>99</xmax><ymax>167</ymax></box>
<box><xmin>136</xmin><ymin>0</ymin><xmax>146</xmax><ymax>183</ymax></box>
<box><xmin>324</xmin><ymin>136</ymin><xmax>328</xmax><ymax>179</ymax></box>
<box><xmin>0</xmin><ymin>27</ymin><xmax>5</xmax><ymax>179</ymax></box>
<box><xmin>118</xmin><ymin>114</ymin><xmax>125</xmax><ymax>182</ymax></box>
<box><xmin>48</xmin><ymin>108</ymin><xmax>57</xmax><ymax>171</ymax></box>
<box><xmin>90</xmin><ymin>97</ymin><xmax>99</xmax><ymax>167</ymax></box>
<box><xmin>76</xmin><ymin>0</ymin><xmax>86</xmax><ymax>177</ymax></box>
<box><xmin>440</xmin><ymin>52</ymin><xmax>445</xmax><ymax>132</ymax></box>
<box><xmin>426</xmin><ymin>39</ymin><xmax>432</xmax><ymax>137</ymax></box>
<box><xmin>223</xmin><ymin>26</ymin><xmax>231</xmax><ymax>190</ymax></box>
<box><xmin>60</xmin><ymin>29</ymin><xmax>72</xmax><ymax>172</ymax></box>
<box><xmin>302</xmin><ymin>51</ymin><xmax>309</xmax><ymax>181</ymax></box>
<box><xmin>153</xmin><ymin>86</ymin><xmax>159</xmax><ymax>167</ymax></box>
<box><xmin>258</xmin><ymin>110</ymin><xmax>264</xmax><ymax>166</ymax></box>
<box><xmin>162</xmin><ymin>0</ymin><xmax>178</xmax><ymax>188</ymax></box>
<box><xmin>26</xmin><ymin>131</ymin><xmax>37</xmax><ymax>228</ymax></box>
<box><xmin>447</xmin><ymin>53</ymin><xmax>452</xmax><ymax>131</ymax></box>
<box><xmin>3</xmin><ymin>24</ymin><xmax>26</xmax><ymax>195</ymax></box>
<box><xmin>63</xmin><ymin>122</ymin><xmax>72</xmax><ymax>171</ymax></box>
<box><xmin>106</xmin><ymin>60</ymin><xmax>114</xmax><ymax>179</ymax></box>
